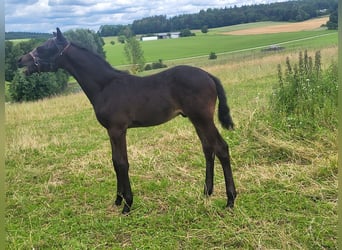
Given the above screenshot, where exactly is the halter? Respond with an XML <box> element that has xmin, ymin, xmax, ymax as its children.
<box><xmin>29</xmin><ymin>39</ymin><xmax>71</xmax><ymax>72</ymax></box>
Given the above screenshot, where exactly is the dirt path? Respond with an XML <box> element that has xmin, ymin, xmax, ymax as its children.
<box><xmin>224</xmin><ymin>16</ymin><xmax>329</xmax><ymax>35</ymax></box>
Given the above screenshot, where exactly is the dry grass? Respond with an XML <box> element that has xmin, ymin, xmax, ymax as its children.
<box><xmin>204</xmin><ymin>46</ymin><xmax>337</xmax><ymax>83</ymax></box>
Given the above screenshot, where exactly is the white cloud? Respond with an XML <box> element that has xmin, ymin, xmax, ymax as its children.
<box><xmin>5</xmin><ymin>0</ymin><xmax>286</xmax><ymax>32</ymax></box>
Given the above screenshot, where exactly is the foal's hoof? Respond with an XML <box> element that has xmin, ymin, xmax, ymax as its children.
<box><xmin>204</xmin><ymin>185</ymin><xmax>213</xmax><ymax>197</ymax></box>
<box><xmin>115</xmin><ymin>199</ymin><xmax>122</xmax><ymax>206</ymax></box>
<box><xmin>226</xmin><ymin>200</ymin><xmax>235</xmax><ymax>209</ymax></box>
<box><xmin>226</xmin><ymin>190</ymin><xmax>237</xmax><ymax>209</ymax></box>
<box><xmin>114</xmin><ymin>196</ymin><xmax>123</xmax><ymax>206</ymax></box>
<box><xmin>122</xmin><ymin>205</ymin><xmax>131</xmax><ymax>215</ymax></box>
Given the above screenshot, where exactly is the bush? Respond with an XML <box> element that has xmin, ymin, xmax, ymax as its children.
<box><xmin>118</xmin><ymin>36</ymin><xmax>125</xmax><ymax>44</ymax></box>
<box><xmin>209</xmin><ymin>52</ymin><xmax>217</xmax><ymax>60</ymax></box>
<box><xmin>179</xmin><ymin>29</ymin><xmax>196</xmax><ymax>37</ymax></box>
<box><xmin>201</xmin><ymin>25</ymin><xmax>209</xmax><ymax>33</ymax></box>
<box><xmin>9</xmin><ymin>69</ymin><xmax>68</xmax><ymax>102</ymax></box>
<box><xmin>144</xmin><ymin>59</ymin><xmax>167</xmax><ymax>71</ymax></box>
<box><xmin>271</xmin><ymin>50</ymin><xmax>337</xmax><ymax>131</ymax></box>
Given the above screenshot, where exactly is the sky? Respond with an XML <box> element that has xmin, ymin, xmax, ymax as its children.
<box><xmin>5</xmin><ymin>0</ymin><xmax>287</xmax><ymax>33</ymax></box>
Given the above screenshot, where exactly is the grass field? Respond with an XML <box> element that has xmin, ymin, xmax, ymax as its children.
<box><xmin>104</xmin><ymin>28</ymin><xmax>337</xmax><ymax>66</ymax></box>
<box><xmin>6</xmin><ymin>21</ymin><xmax>338</xmax><ymax>249</ymax></box>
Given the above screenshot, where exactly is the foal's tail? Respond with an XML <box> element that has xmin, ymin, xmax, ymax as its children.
<box><xmin>209</xmin><ymin>74</ymin><xmax>234</xmax><ymax>130</ymax></box>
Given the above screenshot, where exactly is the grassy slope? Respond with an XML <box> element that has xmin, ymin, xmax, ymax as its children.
<box><xmin>6</xmin><ymin>27</ymin><xmax>337</xmax><ymax>249</ymax></box>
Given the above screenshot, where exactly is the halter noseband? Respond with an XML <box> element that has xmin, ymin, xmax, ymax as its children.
<box><xmin>29</xmin><ymin>39</ymin><xmax>71</xmax><ymax>72</ymax></box>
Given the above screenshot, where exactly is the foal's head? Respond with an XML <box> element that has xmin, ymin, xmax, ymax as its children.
<box><xmin>18</xmin><ymin>28</ymin><xmax>69</xmax><ymax>75</ymax></box>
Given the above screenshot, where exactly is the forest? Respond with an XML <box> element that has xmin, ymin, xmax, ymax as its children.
<box><xmin>98</xmin><ymin>0</ymin><xmax>337</xmax><ymax>36</ymax></box>
<box><xmin>5</xmin><ymin>32</ymin><xmax>51</xmax><ymax>40</ymax></box>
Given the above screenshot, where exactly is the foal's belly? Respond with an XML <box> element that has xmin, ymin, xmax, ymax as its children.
<box><xmin>128</xmin><ymin>108</ymin><xmax>184</xmax><ymax>128</ymax></box>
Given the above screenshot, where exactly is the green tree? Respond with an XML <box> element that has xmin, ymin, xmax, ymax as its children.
<box><xmin>118</xmin><ymin>36</ymin><xmax>126</xmax><ymax>44</ymax></box>
<box><xmin>64</xmin><ymin>29</ymin><xmax>106</xmax><ymax>58</ymax></box>
<box><xmin>201</xmin><ymin>25</ymin><xmax>209</xmax><ymax>33</ymax></box>
<box><xmin>179</xmin><ymin>28</ymin><xmax>195</xmax><ymax>37</ymax></box>
<box><xmin>5</xmin><ymin>41</ymin><xmax>18</xmax><ymax>81</ymax></box>
<box><xmin>119</xmin><ymin>27</ymin><xmax>135</xmax><ymax>39</ymax></box>
<box><xmin>326</xmin><ymin>10</ymin><xmax>338</xmax><ymax>30</ymax></box>
<box><xmin>124</xmin><ymin>37</ymin><xmax>145</xmax><ymax>74</ymax></box>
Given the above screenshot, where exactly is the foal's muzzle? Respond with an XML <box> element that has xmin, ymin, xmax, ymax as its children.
<box><xmin>18</xmin><ymin>52</ymin><xmax>57</xmax><ymax>75</ymax></box>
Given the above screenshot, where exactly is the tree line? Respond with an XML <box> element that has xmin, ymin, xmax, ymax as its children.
<box><xmin>5</xmin><ymin>32</ymin><xmax>51</xmax><ymax>40</ymax></box>
<box><xmin>98</xmin><ymin>0</ymin><xmax>337</xmax><ymax>36</ymax></box>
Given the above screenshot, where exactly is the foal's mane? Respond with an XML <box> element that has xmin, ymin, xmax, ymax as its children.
<box><xmin>69</xmin><ymin>42</ymin><xmax>129</xmax><ymax>76</ymax></box>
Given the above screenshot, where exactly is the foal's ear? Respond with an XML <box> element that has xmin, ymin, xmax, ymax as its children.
<box><xmin>56</xmin><ymin>27</ymin><xmax>63</xmax><ymax>39</ymax></box>
<box><xmin>56</xmin><ymin>27</ymin><xmax>67</xmax><ymax>44</ymax></box>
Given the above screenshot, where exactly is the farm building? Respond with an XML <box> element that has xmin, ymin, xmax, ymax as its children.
<box><xmin>141</xmin><ymin>32</ymin><xmax>180</xmax><ymax>41</ymax></box>
<box><xmin>141</xmin><ymin>36</ymin><xmax>158</xmax><ymax>41</ymax></box>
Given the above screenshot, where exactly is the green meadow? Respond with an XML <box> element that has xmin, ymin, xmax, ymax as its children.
<box><xmin>6</xmin><ymin>23</ymin><xmax>338</xmax><ymax>249</ymax></box>
<box><xmin>104</xmin><ymin>29</ymin><xmax>336</xmax><ymax>66</ymax></box>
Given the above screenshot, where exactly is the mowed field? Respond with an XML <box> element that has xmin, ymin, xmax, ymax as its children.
<box><xmin>6</xmin><ymin>19</ymin><xmax>338</xmax><ymax>249</ymax></box>
<box><xmin>224</xmin><ymin>16</ymin><xmax>329</xmax><ymax>35</ymax></box>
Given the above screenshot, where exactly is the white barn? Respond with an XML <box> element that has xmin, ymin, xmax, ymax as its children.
<box><xmin>141</xmin><ymin>32</ymin><xmax>180</xmax><ymax>41</ymax></box>
<box><xmin>141</xmin><ymin>36</ymin><xmax>158</xmax><ymax>41</ymax></box>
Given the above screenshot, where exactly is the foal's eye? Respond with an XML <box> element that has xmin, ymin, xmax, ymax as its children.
<box><xmin>36</xmin><ymin>46</ymin><xmax>45</xmax><ymax>54</ymax></box>
<box><xmin>36</xmin><ymin>45</ymin><xmax>57</xmax><ymax>58</ymax></box>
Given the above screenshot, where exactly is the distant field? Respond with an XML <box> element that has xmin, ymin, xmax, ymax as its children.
<box><xmin>225</xmin><ymin>16</ymin><xmax>329</xmax><ymax>35</ymax></box>
<box><xmin>103</xmin><ymin>16</ymin><xmax>335</xmax><ymax>66</ymax></box>
<box><xmin>209</xmin><ymin>21</ymin><xmax>289</xmax><ymax>33</ymax></box>
<box><xmin>104</xmin><ymin>29</ymin><xmax>337</xmax><ymax>66</ymax></box>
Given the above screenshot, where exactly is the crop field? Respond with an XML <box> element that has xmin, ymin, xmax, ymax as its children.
<box><xmin>224</xmin><ymin>16</ymin><xmax>329</xmax><ymax>35</ymax></box>
<box><xmin>6</xmin><ymin>20</ymin><xmax>338</xmax><ymax>249</ymax></box>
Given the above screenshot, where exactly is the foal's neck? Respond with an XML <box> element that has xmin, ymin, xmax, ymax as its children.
<box><xmin>60</xmin><ymin>44</ymin><xmax>120</xmax><ymax>104</ymax></box>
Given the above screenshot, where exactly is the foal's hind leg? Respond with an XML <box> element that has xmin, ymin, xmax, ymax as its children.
<box><xmin>193</xmin><ymin>120</ymin><xmax>237</xmax><ymax>208</ymax></box>
<box><xmin>203</xmin><ymin>148</ymin><xmax>215</xmax><ymax>196</ymax></box>
<box><xmin>194</xmin><ymin>129</ymin><xmax>215</xmax><ymax>196</ymax></box>
<box><xmin>214</xmin><ymin>132</ymin><xmax>237</xmax><ymax>208</ymax></box>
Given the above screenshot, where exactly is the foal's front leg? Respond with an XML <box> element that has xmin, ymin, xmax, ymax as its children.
<box><xmin>108</xmin><ymin>128</ymin><xmax>133</xmax><ymax>214</ymax></box>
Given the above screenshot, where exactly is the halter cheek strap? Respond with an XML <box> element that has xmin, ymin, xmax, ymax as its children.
<box><xmin>29</xmin><ymin>50</ymin><xmax>39</xmax><ymax>66</ymax></box>
<box><xmin>59</xmin><ymin>42</ymin><xmax>71</xmax><ymax>56</ymax></box>
<box><xmin>28</xmin><ymin>41</ymin><xmax>71</xmax><ymax>72</ymax></box>
<box><xmin>29</xmin><ymin>49</ymin><xmax>43</xmax><ymax>72</ymax></box>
